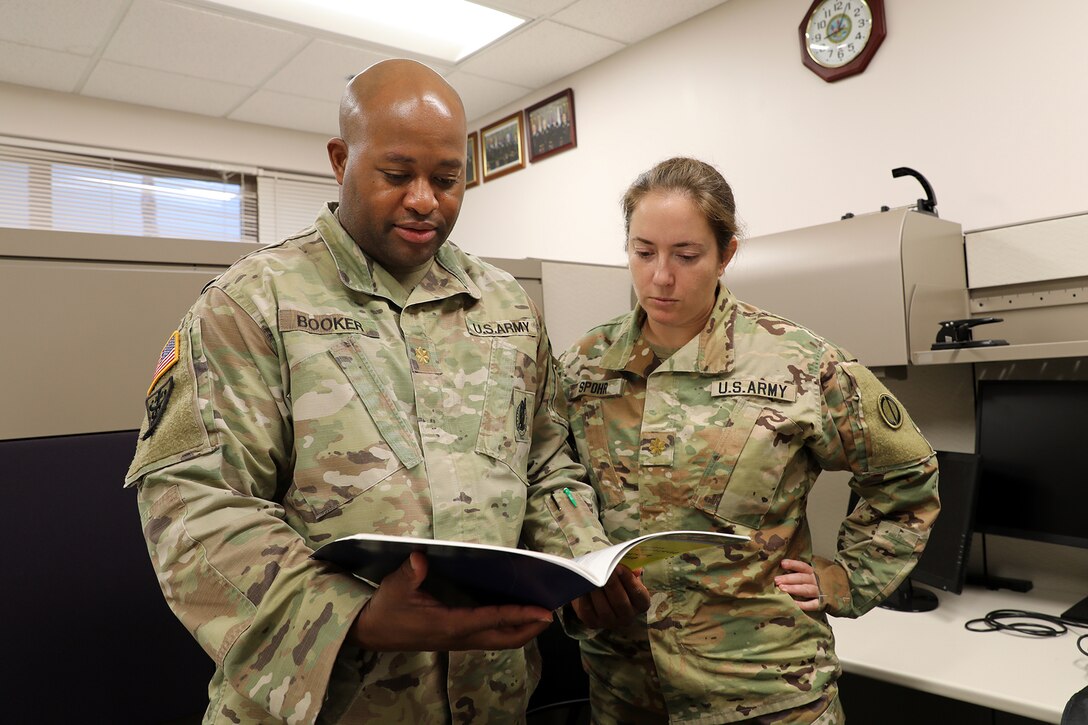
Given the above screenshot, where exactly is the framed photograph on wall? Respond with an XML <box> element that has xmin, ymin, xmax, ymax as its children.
<box><xmin>481</xmin><ymin>112</ymin><xmax>525</xmax><ymax>181</ymax></box>
<box><xmin>526</xmin><ymin>88</ymin><xmax>577</xmax><ymax>162</ymax></box>
<box><xmin>466</xmin><ymin>131</ymin><xmax>480</xmax><ymax>189</ymax></box>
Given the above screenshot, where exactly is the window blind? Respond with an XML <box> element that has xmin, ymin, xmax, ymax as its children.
<box><xmin>0</xmin><ymin>143</ymin><xmax>258</xmax><ymax>243</ymax></box>
<box><xmin>256</xmin><ymin>173</ymin><xmax>339</xmax><ymax>245</ymax></box>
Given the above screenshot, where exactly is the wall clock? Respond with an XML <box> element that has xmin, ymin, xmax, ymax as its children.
<box><xmin>799</xmin><ymin>0</ymin><xmax>886</xmax><ymax>82</ymax></box>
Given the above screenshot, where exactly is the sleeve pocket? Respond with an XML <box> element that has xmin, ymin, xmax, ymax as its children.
<box><xmin>143</xmin><ymin>484</ymin><xmax>254</xmax><ymax>667</ymax></box>
<box><xmin>126</xmin><ymin>320</ymin><xmax>216</xmax><ymax>486</ymax></box>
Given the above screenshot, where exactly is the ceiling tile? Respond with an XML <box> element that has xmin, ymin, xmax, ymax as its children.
<box><xmin>0</xmin><ymin>0</ymin><xmax>725</xmax><ymax>138</ymax></box>
<box><xmin>0</xmin><ymin>41</ymin><xmax>91</xmax><ymax>92</ymax></box>
<box><xmin>473</xmin><ymin>1</ymin><xmax>576</xmax><ymax>19</ymax></box>
<box><xmin>460</xmin><ymin>20</ymin><xmax>623</xmax><ymax>89</ymax></box>
<box><xmin>263</xmin><ymin>41</ymin><xmax>393</xmax><ymax>102</ymax></box>
<box><xmin>0</xmin><ymin>0</ymin><xmax>129</xmax><ymax>55</ymax></box>
<box><xmin>229</xmin><ymin>89</ymin><xmax>340</xmax><ymax>136</ymax></box>
<box><xmin>553</xmin><ymin>0</ymin><xmax>727</xmax><ymax>44</ymax></box>
<box><xmin>82</xmin><ymin>60</ymin><xmax>252</xmax><ymax>116</ymax></box>
<box><xmin>103</xmin><ymin>0</ymin><xmax>309</xmax><ymax>86</ymax></box>
<box><xmin>445</xmin><ymin>71</ymin><xmax>531</xmax><ymax>124</ymax></box>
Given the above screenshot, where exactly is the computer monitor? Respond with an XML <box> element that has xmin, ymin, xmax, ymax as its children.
<box><xmin>847</xmin><ymin>450</ymin><xmax>980</xmax><ymax>612</ymax></box>
<box><xmin>975</xmin><ymin>379</ymin><xmax>1088</xmax><ymax>623</ymax></box>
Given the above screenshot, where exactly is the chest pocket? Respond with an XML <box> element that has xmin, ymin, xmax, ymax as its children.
<box><xmin>693</xmin><ymin>399</ymin><xmax>801</xmax><ymax>530</ymax></box>
<box><xmin>474</xmin><ymin>337</ymin><xmax>534</xmax><ymax>483</ymax></box>
<box><xmin>288</xmin><ymin>336</ymin><xmax>423</xmax><ymax>520</ymax></box>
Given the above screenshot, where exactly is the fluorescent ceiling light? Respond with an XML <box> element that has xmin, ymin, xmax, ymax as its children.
<box><xmin>204</xmin><ymin>0</ymin><xmax>525</xmax><ymax>62</ymax></box>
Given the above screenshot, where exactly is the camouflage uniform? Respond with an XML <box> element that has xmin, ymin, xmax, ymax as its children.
<box><xmin>559</xmin><ymin>285</ymin><xmax>939</xmax><ymax>724</ymax></box>
<box><xmin>125</xmin><ymin>203</ymin><xmax>607</xmax><ymax>724</ymax></box>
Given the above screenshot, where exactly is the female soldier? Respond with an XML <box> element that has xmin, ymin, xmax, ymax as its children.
<box><xmin>559</xmin><ymin>157</ymin><xmax>940</xmax><ymax>724</ymax></box>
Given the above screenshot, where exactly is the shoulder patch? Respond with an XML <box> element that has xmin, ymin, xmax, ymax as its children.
<box><xmin>142</xmin><ymin>377</ymin><xmax>175</xmax><ymax>440</ymax></box>
<box><xmin>126</xmin><ymin>322</ymin><xmax>214</xmax><ymax>485</ymax></box>
<box><xmin>845</xmin><ymin>363</ymin><xmax>933</xmax><ymax>470</ymax></box>
<box><xmin>877</xmin><ymin>394</ymin><xmax>903</xmax><ymax>429</ymax></box>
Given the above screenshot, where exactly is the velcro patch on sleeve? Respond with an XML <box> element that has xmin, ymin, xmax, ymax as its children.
<box><xmin>846</xmin><ymin>363</ymin><xmax>933</xmax><ymax>470</ymax></box>
<box><xmin>126</xmin><ymin>322</ymin><xmax>214</xmax><ymax>485</ymax></box>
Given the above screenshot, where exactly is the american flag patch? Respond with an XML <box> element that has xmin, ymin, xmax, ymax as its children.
<box><xmin>148</xmin><ymin>330</ymin><xmax>180</xmax><ymax>395</ymax></box>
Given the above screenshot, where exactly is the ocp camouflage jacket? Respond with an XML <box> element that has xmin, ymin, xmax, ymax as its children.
<box><xmin>126</xmin><ymin>204</ymin><xmax>607</xmax><ymax>724</ymax></box>
<box><xmin>559</xmin><ymin>285</ymin><xmax>940</xmax><ymax>724</ymax></box>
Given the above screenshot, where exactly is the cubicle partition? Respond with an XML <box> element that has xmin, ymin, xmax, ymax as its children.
<box><xmin>1</xmin><ymin>227</ymin><xmax>246</xmax><ymax>721</ymax></box>
<box><xmin>0</xmin><ymin>226</ymin><xmax>631</xmax><ymax>722</ymax></box>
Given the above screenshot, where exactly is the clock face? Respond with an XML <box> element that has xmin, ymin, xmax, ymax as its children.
<box><xmin>805</xmin><ymin>0</ymin><xmax>875</xmax><ymax>69</ymax></box>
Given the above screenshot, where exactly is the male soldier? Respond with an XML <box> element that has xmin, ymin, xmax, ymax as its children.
<box><xmin>126</xmin><ymin>59</ymin><xmax>648</xmax><ymax>724</ymax></box>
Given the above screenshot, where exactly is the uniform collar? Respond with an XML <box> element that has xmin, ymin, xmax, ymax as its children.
<box><xmin>316</xmin><ymin>203</ymin><xmax>481</xmax><ymax>307</ymax></box>
<box><xmin>599</xmin><ymin>284</ymin><xmax>737</xmax><ymax>377</ymax></box>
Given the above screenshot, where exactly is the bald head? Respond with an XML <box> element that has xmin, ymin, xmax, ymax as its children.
<box><xmin>327</xmin><ymin>59</ymin><xmax>468</xmax><ymax>273</ymax></box>
<box><xmin>339</xmin><ymin>59</ymin><xmax>465</xmax><ymax>143</ymax></box>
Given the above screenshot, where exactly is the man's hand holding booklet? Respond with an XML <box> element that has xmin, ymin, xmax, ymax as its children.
<box><xmin>313</xmin><ymin>529</ymin><xmax>749</xmax><ymax>610</ymax></box>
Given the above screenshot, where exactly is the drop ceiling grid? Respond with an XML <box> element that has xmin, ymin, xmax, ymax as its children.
<box><xmin>0</xmin><ymin>0</ymin><xmax>731</xmax><ymax>135</ymax></box>
<box><xmin>0</xmin><ymin>0</ymin><xmax>130</xmax><ymax>54</ymax></box>
<box><xmin>103</xmin><ymin>0</ymin><xmax>310</xmax><ymax>86</ymax></box>
<box><xmin>83</xmin><ymin>59</ymin><xmax>253</xmax><ymax>116</ymax></box>
<box><xmin>460</xmin><ymin>20</ymin><xmax>624</xmax><ymax>89</ymax></box>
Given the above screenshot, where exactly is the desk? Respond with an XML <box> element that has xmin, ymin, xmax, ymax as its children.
<box><xmin>831</xmin><ymin>585</ymin><xmax>1088</xmax><ymax>723</ymax></box>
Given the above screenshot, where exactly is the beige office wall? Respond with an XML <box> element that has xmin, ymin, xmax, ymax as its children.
<box><xmin>455</xmin><ymin>0</ymin><xmax>1088</xmax><ymax>266</ymax></box>
<box><xmin>3</xmin><ymin>2</ymin><xmax>1085</xmax><ymax>268</ymax></box>
<box><xmin>0</xmin><ymin>81</ymin><xmax>333</xmax><ymax>177</ymax></box>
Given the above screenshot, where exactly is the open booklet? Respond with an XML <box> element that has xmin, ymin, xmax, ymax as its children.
<box><xmin>312</xmin><ymin>529</ymin><xmax>749</xmax><ymax>610</ymax></box>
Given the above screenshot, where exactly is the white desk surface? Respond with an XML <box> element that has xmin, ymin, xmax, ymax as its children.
<box><xmin>831</xmin><ymin>584</ymin><xmax>1088</xmax><ymax>723</ymax></box>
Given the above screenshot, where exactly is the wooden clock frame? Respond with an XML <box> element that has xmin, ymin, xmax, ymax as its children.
<box><xmin>799</xmin><ymin>0</ymin><xmax>886</xmax><ymax>82</ymax></box>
